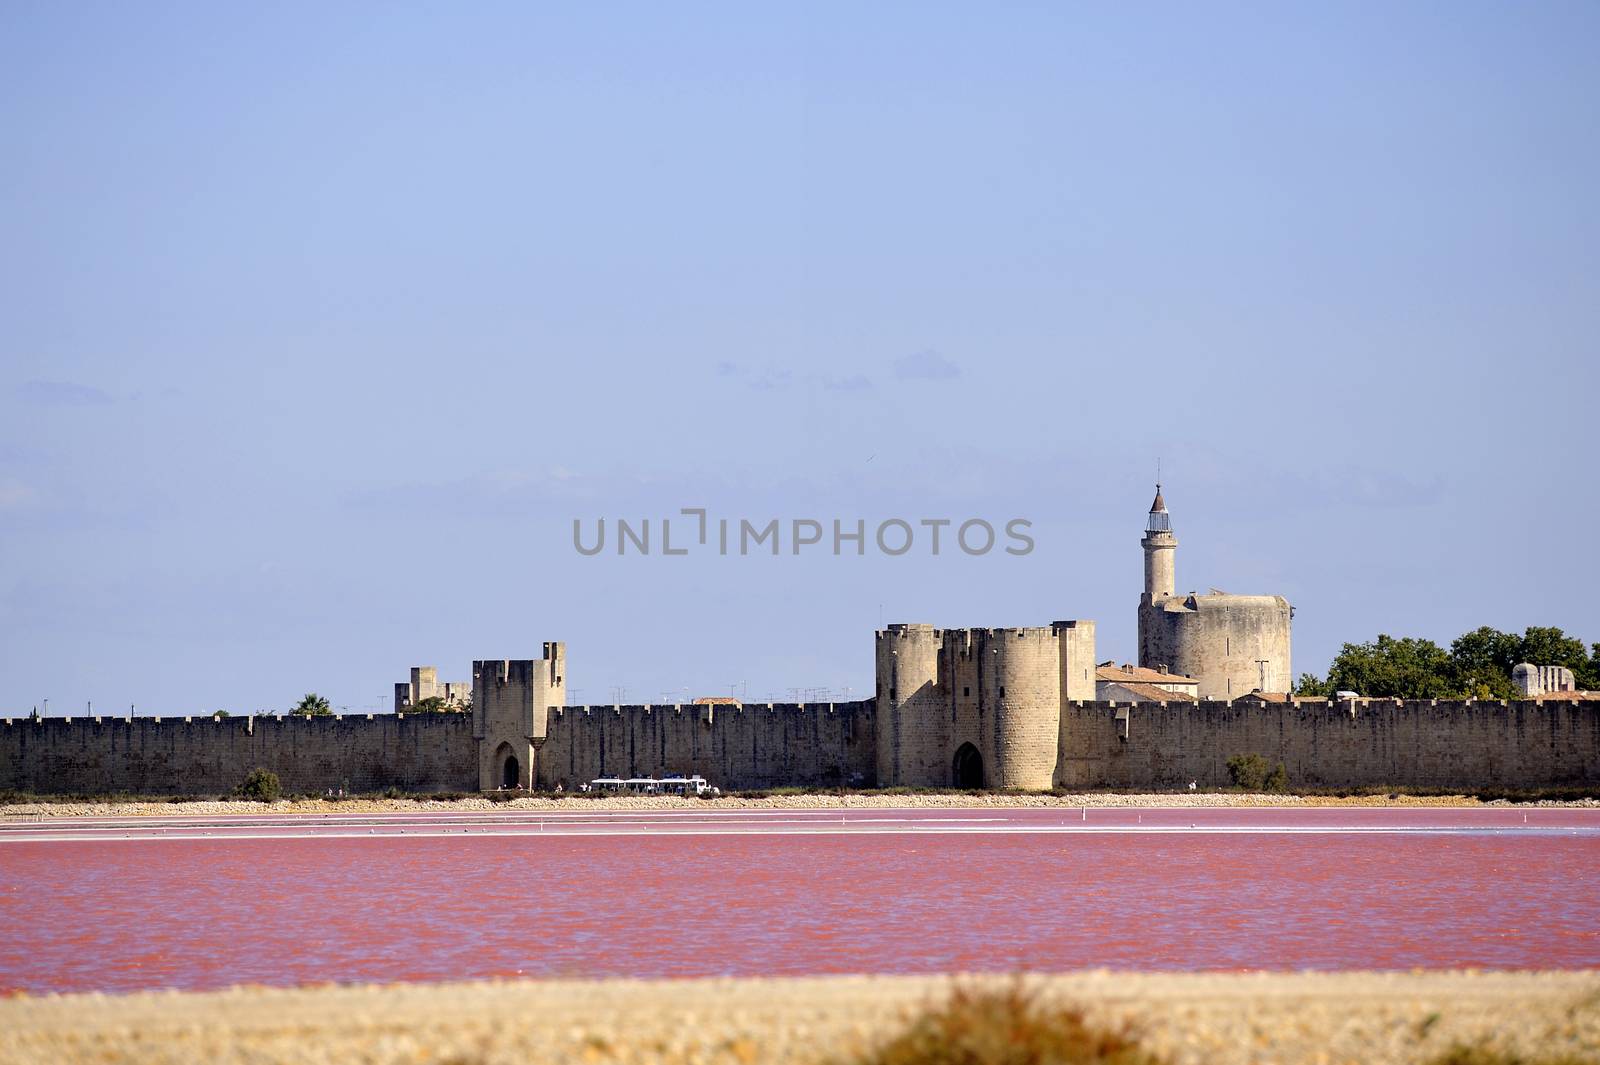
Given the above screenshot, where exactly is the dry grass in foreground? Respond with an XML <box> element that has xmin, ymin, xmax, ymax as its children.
<box><xmin>830</xmin><ymin>984</ymin><xmax>1164</xmax><ymax>1065</ymax></box>
<box><xmin>1424</xmin><ymin>1047</ymin><xmax>1599</xmax><ymax>1065</ymax></box>
<box><xmin>3</xmin><ymin>971</ymin><xmax>1598</xmax><ymax>1065</ymax></box>
<box><xmin>832</xmin><ymin>986</ymin><xmax>1599</xmax><ymax>1065</ymax></box>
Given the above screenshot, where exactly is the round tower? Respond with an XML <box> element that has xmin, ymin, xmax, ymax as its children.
<box><xmin>1141</xmin><ymin>484</ymin><xmax>1177</xmax><ymax>602</ymax></box>
<box><xmin>874</xmin><ymin>624</ymin><xmax>945</xmax><ymax>787</ymax></box>
<box><xmin>979</xmin><ymin>627</ymin><xmax>1061</xmax><ymax>791</ymax></box>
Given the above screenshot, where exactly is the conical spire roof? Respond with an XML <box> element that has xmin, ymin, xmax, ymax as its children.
<box><xmin>1145</xmin><ymin>484</ymin><xmax>1172</xmax><ymax>534</ymax></box>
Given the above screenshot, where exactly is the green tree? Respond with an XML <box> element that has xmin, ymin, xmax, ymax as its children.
<box><xmin>1293</xmin><ymin>672</ymin><xmax>1331</xmax><ymax>696</ymax></box>
<box><xmin>212</xmin><ymin>709</ymin><xmax>231</xmax><ymax>719</ymax></box>
<box><xmin>1324</xmin><ymin>634</ymin><xmax>1456</xmax><ymax>698</ymax></box>
<box><xmin>289</xmin><ymin>693</ymin><xmax>333</xmax><ymax>717</ymax></box>
<box><xmin>404</xmin><ymin>695</ymin><xmax>461</xmax><ymax>714</ymax></box>
<box><xmin>1302</xmin><ymin>625</ymin><xmax>1598</xmax><ymax>699</ymax></box>
<box><xmin>1516</xmin><ymin>626</ymin><xmax>1589</xmax><ymax>674</ymax></box>
<box><xmin>1447</xmin><ymin>626</ymin><xmax>1520</xmax><ymax>699</ymax></box>
<box><xmin>1263</xmin><ymin>762</ymin><xmax>1288</xmax><ymax>793</ymax></box>
<box><xmin>1582</xmin><ymin>643</ymin><xmax>1600</xmax><ymax>692</ymax></box>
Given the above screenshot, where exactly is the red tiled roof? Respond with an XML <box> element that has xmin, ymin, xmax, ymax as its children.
<box><xmin>1095</xmin><ymin>664</ymin><xmax>1196</xmax><ymax>685</ymax></box>
<box><xmin>1105</xmin><ymin>682</ymin><xmax>1197</xmax><ymax>703</ymax></box>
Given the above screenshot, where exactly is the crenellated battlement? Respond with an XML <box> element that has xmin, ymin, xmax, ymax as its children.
<box><xmin>7</xmin><ymin>611</ymin><xmax>1597</xmax><ymax>800</ymax></box>
<box><xmin>0</xmin><ymin>711</ymin><xmax>476</xmax><ymax>795</ymax></box>
<box><xmin>981</xmin><ymin>626</ymin><xmax>1057</xmax><ymax>639</ymax></box>
<box><xmin>0</xmin><ymin>713</ymin><xmax>422</xmax><ymax>731</ymax></box>
<box><xmin>470</xmin><ymin>643</ymin><xmax>567</xmax><ymax>789</ymax></box>
<box><xmin>550</xmin><ymin>701</ymin><xmax>873</xmax><ymax>718</ymax></box>
<box><xmin>874</xmin><ymin>619</ymin><xmax>1097</xmax><ymax>790</ymax></box>
<box><xmin>538</xmin><ymin>697</ymin><xmax>876</xmax><ymax>790</ymax></box>
<box><xmin>4</xmin><ymin>692</ymin><xmax>1596</xmax><ymax>795</ymax></box>
<box><xmin>473</xmin><ymin>659</ymin><xmax>547</xmax><ymax>687</ymax></box>
<box><xmin>1059</xmin><ymin>696</ymin><xmax>1600</xmax><ymax>790</ymax></box>
<box><xmin>878</xmin><ymin>623</ymin><xmax>937</xmax><ymax>638</ymax></box>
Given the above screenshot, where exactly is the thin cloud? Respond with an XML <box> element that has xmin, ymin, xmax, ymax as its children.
<box><xmin>823</xmin><ymin>375</ymin><xmax>874</xmax><ymax>393</ymax></box>
<box><xmin>715</xmin><ymin>362</ymin><xmax>876</xmax><ymax>393</ymax></box>
<box><xmin>893</xmin><ymin>350</ymin><xmax>961</xmax><ymax>381</ymax></box>
<box><xmin>713</xmin><ymin>362</ymin><xmax>799</xmax><ymax>391</ymax></box>
<box><xmin>15</xmin><ymin>380</ymin><xmax>114</xmax><ymax>405</ymax></box>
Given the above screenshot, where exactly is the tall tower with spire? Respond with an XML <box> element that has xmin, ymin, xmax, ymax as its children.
<box><xmin>1141</xmin><ymin>484</ymin><xmax>1177</xmax><ymax>602</ymax></box>
<box><xmin>1136</xmin><ymin>483</ymin><xmax>1293</xmax><ymax>698</ymax></box>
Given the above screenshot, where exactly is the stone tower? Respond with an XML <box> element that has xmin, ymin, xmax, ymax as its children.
<box><xmin>873</xmin><ymin>619</ymin><xmax>1095</xmax><ymax>790</ymax></box>
<box><xmin>1137</xmin><ymin>486</ymin><xmax>1292</xmax><ymax>698</ymax></box>
<box><xmin>471</xmin><ymin>643</ymin><xmax>566</xmax><ymax>790</ymax></box>
<box><xmin>874</xmin><ymin>624</ymin><xmax>947</xmax><ymax>787</ymax></box>
<box><xmin>1141</xmin><ymin>485</ymin><xmax>1177</xmax><ymax>601</ymax></box>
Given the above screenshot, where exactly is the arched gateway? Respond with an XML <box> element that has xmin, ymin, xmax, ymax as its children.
<box><xmin>492</xmin><ymin>742</ymin><xmax>519</xmax><ymax>789</ymax></box>
<box><xmin>952</xmin><ymin>742</ymin><xmax>983</xmax><ymax>789</ymax></box>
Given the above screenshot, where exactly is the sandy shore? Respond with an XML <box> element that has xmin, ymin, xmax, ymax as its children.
<box><xmin>5</xmin><ymin>790</ymin><xmax>1597</xmax><ymax>819</ymax></box>
<box><xmin>3</xmin><ymin>971</ymin><xmax>1598</xmax><ymax>1065</ymax></box>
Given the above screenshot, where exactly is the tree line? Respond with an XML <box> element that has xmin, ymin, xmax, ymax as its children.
<box><xmin>1295</xmin><ymin>626</ymin><xmax>1600</xmax><ymax>699</ymax></box>
<box><xmin>209</xmin><ymin>693</ymin><xmax>470</xmax><ymax>719</ymax></box>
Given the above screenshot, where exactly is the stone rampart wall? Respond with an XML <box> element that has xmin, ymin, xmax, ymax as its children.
<box><xmin>0</xmin><ymin>714</ymin><xmax>477</xmax><ymax>795</ymax></box>
<box><xmin>537</xmin><ymin>701</ymin><xmax>877</xmax><ymax>790</ymax></box>
<box><xmin>3</xmin><ymin>697</ymin><xmax>1595</xmax><ymax>796</ymax></box>
<box><xmin>1056</xmin><ymin>698</ymin><xmax>1600</xmax><ymax>789</ymax></box>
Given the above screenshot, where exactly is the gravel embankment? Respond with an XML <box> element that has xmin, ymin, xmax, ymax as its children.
<box><xmin>2</xmin><ymin>970</ymin><xmax>1597</xmax><ymax>1065</ymax></box>
<box><xmin>5</xmin><ymin>790</ymin><xmax>1597</xmax><ymax>819</ymax></box>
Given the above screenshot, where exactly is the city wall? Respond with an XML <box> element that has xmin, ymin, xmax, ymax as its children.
<box><xmin>0</xmin><ymin>714</ymin><xmax>477</xmax><ymax>795</ymax></box>
<box><xmin>1057</xmin><ymin>698</ymin><xmax>1600</xmax><ymax>789</ymax></box>
<box><xmin>537</xmin><ymin>701</ymin><xmax>876</xmax><ymax>790</ymax></box>
<box><xmin>2</xmin><ymin>697</ymin><xmax>1597</xmax><ymax>796</ymax></box>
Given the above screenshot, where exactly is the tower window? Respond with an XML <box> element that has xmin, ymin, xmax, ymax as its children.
<box><xmin>999</xmin><ymin>686</ymin><xmax>1006</xmax><ymax>698</ymax></box>
<box><xmin>963</xmin><ymin>686</ymin><xmax>970</xmax><ymax>697</ymax></box>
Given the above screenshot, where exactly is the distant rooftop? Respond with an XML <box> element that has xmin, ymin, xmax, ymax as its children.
<box><xmin>1096</xmin><ymin>663</ymin><xmax>1196</xmax><ymax>685</ymax></box>
<box><xmin>1107</xmin><ymin>681</ymin><xmax>1197</xmax><ymax>703</ymax></box>
<box><xmin>1233</xmin><ymin>690</ymin><xmax>1295</xmax><ymax>703</ymax></box>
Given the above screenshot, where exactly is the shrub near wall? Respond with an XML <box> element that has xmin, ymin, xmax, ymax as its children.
<box><xmin>235</xmin><ymin>768</ymin><xmax>281</xmax><ymax>802</ymax></box>
<box><xmin>1226</xmin><ymin>753</ymin><xmax>1287</xmax><ymax>793</ymax></box>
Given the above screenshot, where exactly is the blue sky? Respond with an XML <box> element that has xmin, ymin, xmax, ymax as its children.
<box><xmin>2</xmin><ymin>2</ymin><xmax>1596</xmax><ymax>714</ymax></box>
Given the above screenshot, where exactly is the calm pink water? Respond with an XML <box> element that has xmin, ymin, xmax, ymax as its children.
<box><xmin>1</xmin><ymin>808</ymin><xmax>1597</xmax><ymax>993</ymax></box>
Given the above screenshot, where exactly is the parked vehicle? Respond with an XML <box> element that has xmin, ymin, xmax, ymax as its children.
<box><xmin>585</xmin><ymin>774</ymin><xmax>719</xmax><ymax>796</ymax></box>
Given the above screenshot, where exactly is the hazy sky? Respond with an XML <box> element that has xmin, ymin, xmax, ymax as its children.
<box><xmin>2</xmin><ymin>2</ymin><xmax>1596</xmax><ymax>715</ymax></box>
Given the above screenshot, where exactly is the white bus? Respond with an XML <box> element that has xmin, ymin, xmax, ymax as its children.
<box><xmin>585</xmin><ymin>774</ymin><xmax>719</xmax><ymax>796</ymax></box>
